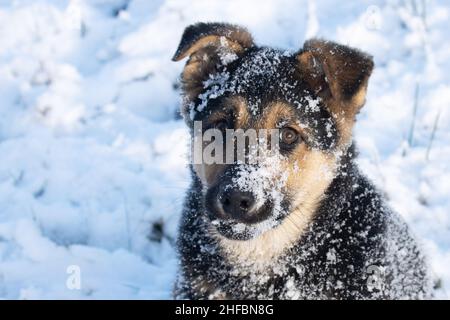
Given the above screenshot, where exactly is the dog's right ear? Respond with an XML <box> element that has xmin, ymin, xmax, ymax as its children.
<box><xmin>172</xmin><ymin>22</ymin><xmax>254</xmax><ymax>104</ymax></box>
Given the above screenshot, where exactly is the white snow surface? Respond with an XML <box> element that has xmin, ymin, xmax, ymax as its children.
<box><xmin>0</xmin><ymin>0</ymin><xmax>449</xmax><ymax>299</ymax></box>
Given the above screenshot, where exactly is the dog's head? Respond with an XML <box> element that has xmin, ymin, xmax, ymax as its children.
<box><xmin>173</xmin><ymin>23</ymin><xmax>373</xmax><ymax>242</ymax></box>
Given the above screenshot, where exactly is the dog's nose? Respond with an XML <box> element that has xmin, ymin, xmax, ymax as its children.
<box><xmin>219</xmin><ymin>188</ymin><xmax>256</xmax><ymax>220</ymax></box>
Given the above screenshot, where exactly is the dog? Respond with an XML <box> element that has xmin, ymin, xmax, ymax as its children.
<box><xmin>171</xmin><ymin>22</ymin><xmax>431</xmax><ymax>299</ymax></box>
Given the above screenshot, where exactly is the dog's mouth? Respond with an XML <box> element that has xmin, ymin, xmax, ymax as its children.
<box><xmin>209</xmin><ymin>208</ymin><xmax>288</xmax><ymax>241</ymax></box>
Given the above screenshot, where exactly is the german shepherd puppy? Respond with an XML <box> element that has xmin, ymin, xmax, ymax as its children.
<box><xmin>172</xmin><ymin>22</ymin><xmax>431</xmax><ymax>299</ymax></box>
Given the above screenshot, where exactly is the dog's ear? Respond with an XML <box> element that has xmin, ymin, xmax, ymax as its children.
<box><xmin>172</xmin><ymin>22</ymin><xmax>254</xmax><ymax>103</ymax></box>
<box><xmin>297</xmin><ymin>39</ymin><xmax>374</xmax><ymax>120</ymax></box>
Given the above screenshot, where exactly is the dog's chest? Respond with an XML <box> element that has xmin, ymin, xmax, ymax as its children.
<box><xmin>198</xmin><ymin>245</ymin><xmax>325</xmax><ymax>299</ymax></box>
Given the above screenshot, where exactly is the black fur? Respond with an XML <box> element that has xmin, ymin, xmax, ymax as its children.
<box><xmin>172</xmin><ymin>22</ymin><xmax>253</xmax><ymax>61</ymax></box>
<box><xmin>190</xmin><ymin>47</ymin><xmax>339</xmax><ymax>150</ymax></box>
<box><xmin>173</xmin><ymin>23</ymin><xmax>431</xmax><ymax>300</ymax></box>
<box><xmin>175</xmin><ymin>147</ymin><xmax>430</xmax><ymax>299</ymax></box>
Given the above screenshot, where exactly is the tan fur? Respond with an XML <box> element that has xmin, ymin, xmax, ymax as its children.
<box><xmin>210</xmin><ymin>69</ymin><xmax>370</xmax><ymax>265</ymax></box>
<box><xmin>216</xmin><ymin>149</ymin><xmax>336</xmax><ymax>265</ymax></box>
<box><xmin>193</xmin><ymin>158</ymin><xmax>225</xmax><ymax>188</ymax></box>
<box><xmin>233</xmin><ymin>96</ymin><xmax>250</xmax><ymax>128</ymax></box>
<box><xmin>261</xmin><ymin>102</ymin><xmax>294</xmax><ymax>127</ymax></box>
<box><xmin>180</xmin><ymin>35</ymin><xmax>373</xmax><ymax>266</ymax></box>
<box><xmin>181</xmin><ymin>46</ymin><xmax>221</xmax><ymax>103</ymax></box>
<box><xmin>259</xmin><ymin>102</ymin><xmax>311</xmax><ymax>137</ymax></box>
<box><xmin>174</xmin><ymin>35</ymin><xmax>244</xmax><ymax>61</ymax></box>
<box><xmin>192</xmin><ymin>96</ymin><xmax>249</xmax><ymax>187</ymax></box>
<box><xmin>298</xmin><ymin>39</ymin><xmax>373</xmax><ymax>148</ymax></box>
<box><xmin>207</xmin><ymin>96</ymin><xmax>249</xmax><ymax>128</ymax></box>
<box><xmin>176</xmin><ymin>29</ymin><xmax>253</xmax><ymax>105</ymax></box>
<box><xmin>214</xmin><ymin>102</ymin><xmax>338</xmax><ymax>265</ymax></box>
<box><xmin>325</xmin><ymin>84</ymin><xmax>368</xmax><ymax>149</ymax></box>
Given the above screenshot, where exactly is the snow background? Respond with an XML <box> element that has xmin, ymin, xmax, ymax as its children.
<box><xmin>0</xmin><ymin>0</ymin><xmax>448</xmax><ymax>299</ymax></box>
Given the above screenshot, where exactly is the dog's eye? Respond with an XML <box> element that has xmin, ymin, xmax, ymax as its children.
<box><xmin>280</xmin><ymin>127</ymin><xmax>299</xmax><ymax>145</ymax></box>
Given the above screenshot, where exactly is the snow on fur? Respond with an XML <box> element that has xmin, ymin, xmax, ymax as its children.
<box><xmin>0</xmin><ymin>0</ymin><xmax>449</xmax><ymax>299</ymax></box>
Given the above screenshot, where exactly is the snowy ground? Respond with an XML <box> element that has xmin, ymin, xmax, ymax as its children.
<box><xmin>0</xmin><ymin>0</ymin><xmax>449</xmax><ymax>299</ymax></box>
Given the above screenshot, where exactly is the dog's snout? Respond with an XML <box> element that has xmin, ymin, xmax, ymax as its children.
<box><xmin>219</xmin><ymin>188</ymin><xmax>256</xmax><ymax>221</ymax></box>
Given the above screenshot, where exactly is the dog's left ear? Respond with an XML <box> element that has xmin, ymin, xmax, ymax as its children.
<box><xmin>172</xmin><ymin>23</ymin><xmax>254</xmax><ymax>110</ymax></box>
<box><xmin>297</xmin><ymin>39</ymin><xmax>374</xmax><ymax>120</ymax></box>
